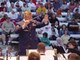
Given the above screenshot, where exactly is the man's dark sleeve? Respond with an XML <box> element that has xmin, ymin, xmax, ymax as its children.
<box><xmin>36</xmin><ymin>22</ymin><xmax>49</xmax><ymax>28</ymax></box>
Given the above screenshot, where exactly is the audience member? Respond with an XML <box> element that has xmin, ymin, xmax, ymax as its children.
<box><xmin>14</xmin><ymin>0</ymin><xmax>24</xmax><ymax>8</ymax></box>
<box><xmin>60</xmin><ymin>1</ymin><xmax>68</xmax><ymax>12</ymax></box>
<box><xmin>56</xmin><ymin>8</ymin><xmax>62</xmax><ymax>17</ymax></box>
<box><xmin>8</xmin><ymin>9</ymin><xmax>18</xmax><ymax>21</ymax></box>
<box><xmin>36</xmin><ymin>1</ymin><xmax>42</xmax><ymax>9</ymax></box>
<box><xmin>39</xmin><ymin>32</ymin><xmax>51</xmax><ymax>46</ymax></box>
<box><xmin>28</xmin><ymin>0</ymin><xmax>36</xmax><ymax>12</ymax></box>
<box><xmin>8</xmin><ymin>2</ymin><xmax>16</xmax><ymax>12</ymax></box>
<box><xmin>73</xmin><ymin>0</ymin><xmax>80</xmax><ymax>4</ymax></box>
<box><xmin>52</xmin><ymin>37</ymin><xmax>66</xmax><ymax>54</ymax></box>
<box><xmin>68</xmin><ymin>0</ymin><xmax>76</xmax><ymax>12</ymax></box>
<box><xmin>60</xmin><ymin>24</ymin><xmax>67</xmax><ymax>36</ymax></box>
<box><xmin>6</xmin><ymin>0</ymin><xmax>11</xmax><ymax>12</ymax></box>
<box><xmin>0</xmin><ymin>2</ymin><xmax>6</xmax><ymax>12</ymax></box>
<box><xmin>67</xmin><ymin>9</ymin><xmax>73</xmax><ymax>20</ymax></box>
<box><xmin>53</xmin><ymin>0</ymin><xmax>61</xmax><ymax>11</ymax></box>
<box><xmin>73</xmin><ymin>9</ymin><xmax>80</xmax><ymax>22</ymax></box>
<box><xmin>67</xmin><ymin>41</ymin><xmax>80</xmax><ymax>55</ymax></box>
<box><xmin>17</xmin><ymin>10</ymin><xmax>23</xmax><ymax>22</ymax></box>
<box><xmin>50</xmin><ymin>6</ymin><xmax>55</xmax><ymax>13</ymax></box>
<box><xmin>67</xmin><ymin>18</ymin><xmax>79</xmax><ymax>34</ymax></box>
<box><xmin>54</xmin><ymin>21</ymin><xmax>60</xmax><ymax>33</ymax></box>
<box><xmin>0</xmin><ymin>8</ymin><xmax>8</xmax><ymax>17</ymax></box>
<box><xmin>22</xmin><ymin>3</ymin><xmax>31</xmax><ymax>12</ymax></box>
<box><xmin>14</xmin><ymin>1</ymin><xmax>21</xmax><ymax>11</ymax></box>
<box><xmin>73</xmin><ymin>4</ymin><xmax>80</xmax><ymax>14</ymax></box>
<box><xmin>36</xmin><ymin>3</ymin><xmax>46</xmax><ymax>15</ymax></box>
<box><xmin>68</xmin><ymin>37</ymin><xmax>76</xmax><ymax>42</ymax></box>
<box><xmin>56</xmin><ymin>37</ymin><xmax>63</xmax><ymax>46</ymax></box>
<box><xmin>0</xmin><ymin>14</ymin><xmax>8</xmax><ymax>25</ymax></box>
<box><xmin>45</xmin><ymin>0</ymin><xmax>52</xmax><ymax>9</ymax></box>
<box><xmin>2</xmin><ymin>16</ymin><xmax>15</xmax><ymax>45</ymax></box>
<box><xmin>61</xmin><ymin>30</ymin><xmax>70</xmax><ymax>45</ymax></box>
<box><xmin>49</xmin><ymin>25</ymin><xmax>59</xmax><ymax>40</ymax></box>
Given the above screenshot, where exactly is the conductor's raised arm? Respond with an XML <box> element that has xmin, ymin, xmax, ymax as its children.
<box><xmin>36</xmin><ymin>14</ymin><xmax>49</xmax><ymax>28</ymax></box>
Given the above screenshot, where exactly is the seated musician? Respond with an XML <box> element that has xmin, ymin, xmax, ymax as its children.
<box><xmin>37</xmin><ymin>42</ymin><xmax>45</xmax><ymax>55</ymax></box>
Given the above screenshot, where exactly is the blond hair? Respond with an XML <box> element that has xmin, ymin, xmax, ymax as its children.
<box><xmin>24</xmin><ymin>11</ymin><xmax>32</xmax><ymax>20</ymax></box>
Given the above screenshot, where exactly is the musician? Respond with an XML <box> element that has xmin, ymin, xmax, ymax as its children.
<box><xmin>16</xmin><ymin>11</ymin><xmax>49</xmax><ymax>56</ymax></box>
<box><xmin>28</xmin><ymin>52</ymin><xmax>40</xmax><ymax>60</ymax></box>
<box><xmin>68</xmin><ymin>53</ymin><xmax>80</xmax><ymax>60</ymax></box>
<box><xmin>37</xmin><ymin>42</ymin><xmax>45</xmax><ymax>55</ymax></box>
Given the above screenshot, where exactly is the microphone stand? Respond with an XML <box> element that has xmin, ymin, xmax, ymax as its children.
<box><xmin>61</xmin><ymin>53</ymin><xmax>67</xmax><ymax>60</ymax></box>
<box><xmin>53</xmin><ymin>49</ymin><xmax>58</xmax><ymax>60</ymax></box>
<box><xmin>6</xmin><ymin>47</ymin><xmax>8</xmax><ymax>60</ymax></box>
<box><xmin>16</xmin><ymin>52</ymin><xmax>19</xmax><ymax>60</ymax></box>
<box><xmin>54</xmin><ymin>55</ymin><xmax>58</xmax><ymax>60</ymax></box>
<box><xmin>16</xmin><ymin>55</ymin><xmax>19</xmax><ymax>60</ymax></box>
